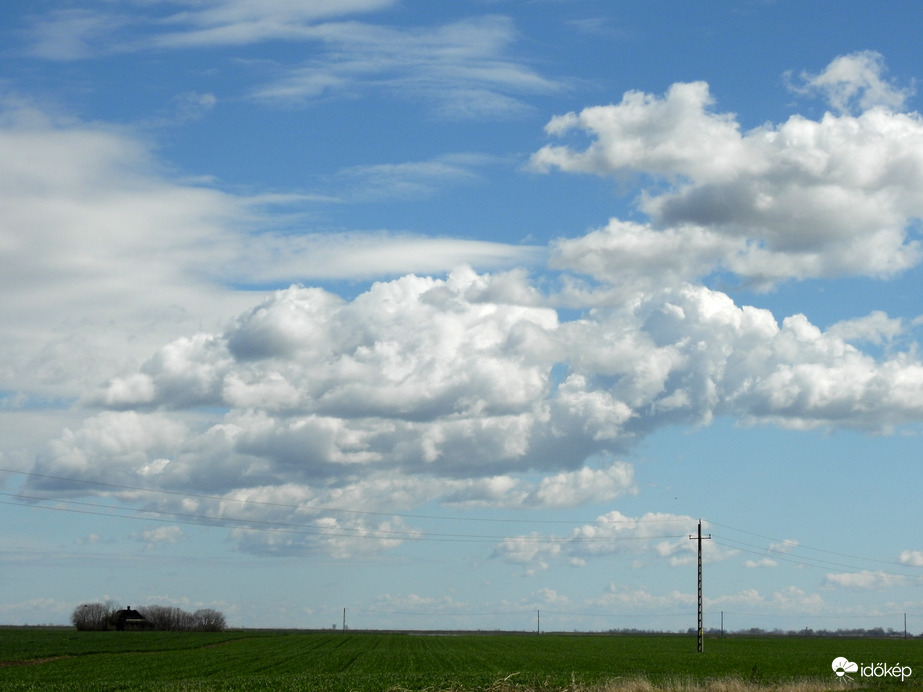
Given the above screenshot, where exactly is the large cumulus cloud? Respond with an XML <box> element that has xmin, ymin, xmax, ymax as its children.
<box><xmin>533</xmin><ymin>52</ymin><xmax>923</xmax><ymax>289</ymax></box>
<box><xmin>28</xmin><ymin>266</ymin><xmax>923</xmax><ymax>556</ymax></box>
<box><xmin>18</xmin><ymin>53</ymin><xmax>923</xmax><ymax>561</ymax></box>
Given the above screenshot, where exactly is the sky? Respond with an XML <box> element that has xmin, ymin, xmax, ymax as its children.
<box><xmin>1</xmin><ymin>0</ymin><xmax>922</xmax><ymax>634</ymax></box>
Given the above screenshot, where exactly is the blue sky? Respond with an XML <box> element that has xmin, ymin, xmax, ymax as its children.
<box><xmin>1</xmin><ymin>0</ymin><xmax>922</xmax><ymax>634</ymax></box>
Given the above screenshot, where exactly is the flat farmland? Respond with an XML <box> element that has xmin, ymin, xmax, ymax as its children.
<box><xmin>0</xmin><ymin>629</ymin><xmax>920</xmax><ymax>691</ymax></box>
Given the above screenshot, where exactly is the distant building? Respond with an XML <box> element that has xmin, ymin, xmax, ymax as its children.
<box><xmin>112</xmin><ymin>607</ymin><xmax>152</xmax><ymax>631</ymax></box>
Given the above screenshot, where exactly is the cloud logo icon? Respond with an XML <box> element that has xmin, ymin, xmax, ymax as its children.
<box><xmin>832</xmin><ymin>657</ymin><xmax>859</xmax><ymax>677</ymax></box>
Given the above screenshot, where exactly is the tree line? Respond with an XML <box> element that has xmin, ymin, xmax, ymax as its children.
<box><xmin>71</xmin><ymin>601</ymin><xmax>227</xmax><ymax>631</ymax></box>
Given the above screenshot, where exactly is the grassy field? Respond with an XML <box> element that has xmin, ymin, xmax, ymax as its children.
<box><xmin>0</xmin><ymin>628</ymin><xmax>920</xmax><ymax>691</ymax></box>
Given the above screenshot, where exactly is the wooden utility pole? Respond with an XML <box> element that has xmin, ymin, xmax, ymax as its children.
<box><xmin>689</xmin><ymin>520</ymin><xmax>711</xmax><ymax>652</ymax></box>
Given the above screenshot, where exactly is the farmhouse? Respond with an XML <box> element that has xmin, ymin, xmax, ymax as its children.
<box><xmin>112</xmin><ymin>606</ymin><xmax>151</xmax><ymax>631</ymax></box>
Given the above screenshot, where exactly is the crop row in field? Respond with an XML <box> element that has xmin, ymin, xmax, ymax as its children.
<box><xmin>0</xmin><ymin>629</ymin><xmax>920</xmax><ymax>691</ymax></box>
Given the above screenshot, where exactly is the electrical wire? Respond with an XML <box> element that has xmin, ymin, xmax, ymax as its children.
<box><xmin>706</xmin><ymin>519</ymin><xmax>918</xmax><ymax>569</ymax></box>
<box><xmin>710</xmin><ymin>536</ymin><xmax>923</xmax><ymax>584</ymax></box>
<box><xmin>1</xmin><ymin>469</ymin><xmax>914</xmax><ymax>572</ymax></box>
<box><xmin>0</xmin><ymin>490</ymin><xmax>687</xmax><ymax>545</ymax></box>
<box><xmin>0</xmin><ymin>467</ymin><xmax>690</xmax><ymax>527</ymax></box>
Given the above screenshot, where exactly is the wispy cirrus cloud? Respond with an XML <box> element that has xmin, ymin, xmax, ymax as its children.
<box><xmin>0</xmin><ymin>101</ymin><xmax>538</xmax><ymax>400</ymax></box>
<box><xmin>23</xmin><ymin>0</ymin><xmax>395</xmax><ymax>58</ymax></box>
<box><xmin>329</xmin><ymin>153</ymin><xmax>496</xmax><ymax>202</ymax></box>
<box><xmin>152</xmin><ymin>0</ymin><xmax>396</xmax><ymax>48</ymax></box>
<box><xmin>249</xmin><ymin>15</ymin><xmax>568</xmax><ymax>119</ymax></box>
<box><xmin>22</xmin><ymin>4</ymin><xmax>567</xmax><ymax>120</ymax></box>
<box><xmin>23</xmin><ymin>8</ymin><xmax>132</xmax><ymax>60</ymax></box>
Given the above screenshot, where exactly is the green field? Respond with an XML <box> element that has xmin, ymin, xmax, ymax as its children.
<box><xmin>0</xmin><ymin>628</ymin><xmax>920</xmax><ymax>691</ymax></box>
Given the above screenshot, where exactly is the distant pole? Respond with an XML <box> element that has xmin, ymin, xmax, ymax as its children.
<box><xmin>689</xmin><ymin>519</ymin><xmax>712</xmax><ymax>652</ymax></box>
<box><xmin>721</xmin><ymin>610</ymin><xmax>724</xmax><ymax>637</ymax></box>
<box><xmin>905</xmin><ymin>613</ymin><xmax>908</xmax><ymax>639</ymax></box>
<box><xmin>343</xmin><ymin>608</ymin><xmax>346</xmax><ymax>631</ymax></box>
<box><xmin>537</xmin><ymin>609</ymin><xmax>540</xmax><ymax>635</ymax></box>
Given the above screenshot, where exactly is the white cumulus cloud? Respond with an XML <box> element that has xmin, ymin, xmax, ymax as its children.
<box><xmin>789</xmin><ymin>50</ymin><xmax>913</xmax><ymax>115</ymax></box>
<box><xmin>898</xmin><ymin>550</ymin><xmax>923</xmax><ymax>567</ymax></box>
<box><xmin>533</xmin><ymin>53</ymin><xmax>923</xmax><ymax>289</ymax></box>
<box><xmin>10</xmin><ymin>53</ymin><xmax>923</xmax><ymax>562</ymax></box>
<box><xmin>824</xmin><ymin>570</ymin><xmax>906</xmax><ymax>590</ymax></box>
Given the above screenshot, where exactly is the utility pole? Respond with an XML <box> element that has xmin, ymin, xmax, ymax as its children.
<box><xmin>343</xmin><ymin>608</ymin><xmax>347</xmax><ymax>632</ymax></box>
<box><xmin>537</xmin><ymin>609</ymin><xmax>540</xmax><ymax>635</ymax></box>
<box><xmin>689</xmin><ymin>519</ymin><xmax>711</xmax><ymax>652</ymax></box>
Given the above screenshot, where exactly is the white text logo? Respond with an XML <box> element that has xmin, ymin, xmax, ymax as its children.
<box><xmin>832</xmin><ymin>657</ymin><xmax>912</xmax><ymax>682</ymax></box>
<box><xmin>832</xmin><ymin>657</ymin><xmax>858</xmax><ymax>678</ymax></box>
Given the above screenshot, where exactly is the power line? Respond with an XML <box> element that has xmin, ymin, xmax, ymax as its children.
<box><xmin>706</xmin><ymin>519</ymin><xmax>919</xmax><ymax>569</ymax></box>
<box><xmin>0</xmin><ymin>491</ymin><xmax>687</xmax><ymax>545</ymax></box>
<box><xmin>2</xmin><ymin>469</ymin><xmax>912</xmax><ymax>575</ymax></box>
<box><xmin>711</xmin><ymin>536</ymin><xmax>923</xmax><ymax>582</ymax></box>
<box><xmin>718</xmin><ymin>610</ymin><xmax>920</xmax><ymax>620</ymax></box>
<box><xmin>0</xmin><ymin>467</ymin><xmax>690</xmax><ymax>528</ymax></box>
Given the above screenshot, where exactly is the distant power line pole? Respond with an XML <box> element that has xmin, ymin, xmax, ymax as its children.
<box><xmin>689</xmin><ymin>519</ymin><xmax>711</xmax><ymax>653</ymax></box>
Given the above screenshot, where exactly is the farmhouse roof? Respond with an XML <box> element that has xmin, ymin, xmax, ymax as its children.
<box><xmin>113</xmin><ymin>606</ymin><xmax>150</xmax><ymax>630</ymax></box>
<box><xmin>116</xmin><ymin>607</ymin><xmax>145</xmax><ymax>619</ymax></box>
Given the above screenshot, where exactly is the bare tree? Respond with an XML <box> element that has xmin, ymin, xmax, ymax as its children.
<box><xmin>137</xmin><ymin>604</ymin><xmax>226</xmax><ymax>631</ymax></box>
<box><xmin>192</xmin><ymin>608</ymin><xmax>227</xmax><ymax>632</ymax></box>
<box><xmin>137</xmin><ymin>605</ymin><xmax>190</xmax><ymax>631</ymax></box>
<box><xmin>73</xmin><ymin>602</ymin><xmax>227</xmax><ymax>632</ymax></box>
<box><xmin>71</xmin><ymin>601</ymin><xmax>117</xmax><ymax>631</ymax></box>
